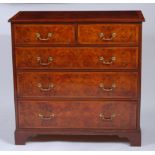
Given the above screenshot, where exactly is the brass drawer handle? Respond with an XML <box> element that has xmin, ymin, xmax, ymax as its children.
<box><xmin>99</xmin><ymin>56</ymin><xmax>116</xmax><ymax>65</ymax></box>
<box><xmin>99</xmin><ymin>32</ymin><xmax>116</xmax><ymax>41</ymax></box>
<box><xmin>39</xmin><ymin>113</ymin><xmax>55</xmax><ymax>120</ymax></box>
<box><xmin>99</xmin><ymin>83</ymin><xmax>116</xmax><ymax>91</ymax></box>
<box><xmin>37</xmin><ymin>57</ymin><xmax>53</xmax><ymax>66</ymax></box>
<box><xmin>37</xmin><ymin>83</ymin><xmax>54</xmax><ymax>92</ymax></box>
<box><xmin>36</xmin><ymin>32</ymin><xmax>52</xmax><ymax>41</ymax></box>
<box><xmin>99</xmin><ymin>113</ymin><xmax>116</xmax><ymax>121</ymax></box>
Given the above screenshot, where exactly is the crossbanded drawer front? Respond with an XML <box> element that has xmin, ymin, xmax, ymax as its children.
<box><xmin>13</xmin><ymin>24</ymin><xmax>75</xmax><ymax>45</ymax></box>
<box><xmin>17</xmin><ymin>72</ymin><xmax>138</xmax><ymax>99</ymax></box>
<box><xmin>15</xmin><ymin>47</ymin><xmax>138</xmax><ymax>70</ymax></box>
<box><xmin>78</xmin><ymin>24</ymin><xmax>139</xmax><ymax>44</ymax></box>
<box><xmin>18</xmin><ymin>100</ymin><xmax>137</xmax><ymax>129</ymax></box>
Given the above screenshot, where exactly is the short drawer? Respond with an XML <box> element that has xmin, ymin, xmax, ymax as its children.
<box><xmin>15</xmin><ymin>47</ymin><xmax>138</xmax><ymax>70</ymax></box>
<box><xmin>18</xmin><ymin>100</ymin><xmax>137</xmax><ymax>129</ymax></box>
<box><xmin>13</xmin><ymin>24</ymin><xmax>75</xmax><ymax>45</ymax></box>
<box><xmin>78</xmin><ymin>24</ymin><xmax>139</xmax><ymax>44</ymax></box>
<box><xmin>17</xmin><ymin>72</ymin><xmax>138</xmax><ymax>99</ymax></box>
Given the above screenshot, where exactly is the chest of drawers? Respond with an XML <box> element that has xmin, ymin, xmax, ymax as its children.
<box><xmin>9</xmin><ymin>11</ymin><xmax>145</xmax><ymax>146</ymax></box>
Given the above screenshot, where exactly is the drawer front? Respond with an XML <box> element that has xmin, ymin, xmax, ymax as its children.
<box><xmin>18</xmin><ymin>100</ymin><xmax>137</xmax><ymax>129</ymax></box>
<box><xmin>78</xmin><ymin>24</ymin><xmax>139</xmax><ymax>44</ymax></box>
<box><xmin>14</xmin><ymin>24</ymin><xmax>75</xmax><ymax>45</ymax></box>
<box><xmin>15</xmin><ymin>47</ymin><xmax>138</xmax><ymax>69</ymax></box>
<box><xmin>17</xmin><ymin>72</ymin><xmax>138</xmax><ymax>99</ymax></box>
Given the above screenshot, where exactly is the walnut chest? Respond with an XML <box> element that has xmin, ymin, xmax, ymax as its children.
<box><xmin>9</xmin><ymin>11</ymin><xmax>145</xmax><ymax>146</ymax></box>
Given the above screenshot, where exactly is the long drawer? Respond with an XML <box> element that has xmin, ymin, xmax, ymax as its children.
<box><xmin>17</xmin><ymin>72</ymin><xmax>138</xmax><ymax>99</ymax></box>
<box><xmin>13</xmin><ymin>24</ymin><xmax>75</xmax><ymax>45</ymax></box>
<box><xmin>18</xmin><ymin>100</ymin><xmax>137</xmax><ymax>129</ymax></box>
<box><xmin>78</xmin><ymin>24</ymin><xmax>139</xmax><ymax>44</ymax></box>
<box><xmin>15</xmin><ymin>47</ymin><xmax>138</xmax><ymax>70</ymax></box>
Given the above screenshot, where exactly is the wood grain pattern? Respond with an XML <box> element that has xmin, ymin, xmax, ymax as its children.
<box><xmin>18</xmin><ymin>100</ymin><xmax>137</xmax><ymax>129</ymax></box>
<box><xmin>8</xmin><ymin>11</ymin><xmax>145</xmax><ymax>23</ymax></box>
<box><xmin>15</xmin><ymin>47</ymin><xmax>138</xmax><ymax>70</ymax></box>
<box><xmin>16</xmin><ymin>72</ymin><xmax>138</xmax><ymax>99</ymax></box>
<box><xmin>78</xmin><ymin>24</ymin><xmax>139</xmax><ymax>44</ymax></box>
<box><xmin>14</xmin><ymin>24</ymin><xmax>75</xmax><ymax>45</ymax></box>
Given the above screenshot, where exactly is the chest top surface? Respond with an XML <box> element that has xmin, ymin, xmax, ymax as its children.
<box><xmin>8</xmin><ymin>11</ymin><xmax>145</xmax><ymax>23</ymax></box>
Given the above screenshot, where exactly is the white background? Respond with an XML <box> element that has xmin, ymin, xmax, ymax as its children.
<box><xmin>0</xmin><ymin>3</ymin><xmax>155</xmax><ymax>151</ymax></box>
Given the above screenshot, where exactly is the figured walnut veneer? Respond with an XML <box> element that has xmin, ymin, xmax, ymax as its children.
<box><xmin>15</xmin><ymin>47</ymin><xmax>138</xmax><ymax>69</ymax></box>
<box><xmin>16</xmin><ymin>72</ymin><xmax>138</xmax><ymax>99</ymax></box>
<box><xmin>18</xmin><ymin>101</ymin><xmax>137</xmax><ymax>129</ymax></box>
<box><xmin>78</xmin><ymin>24</ymin><xmax>139</xmax><ymax>44</ymax></box>
<box><xmin>14</xmin><ymin>24</ymin><xmax>75</xmax><ymax>45</ymax></box>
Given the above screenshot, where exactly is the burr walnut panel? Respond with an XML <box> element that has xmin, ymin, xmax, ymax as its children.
<box><xmin>78</xmin><ymin>24</ymin><xmax>139</xmax><ymax>44</ymax></box>
<box><xmin>16</xmin><ymin>72</ymin><xmax>138</xmax><ymax>99</ymax></box>
<box><xmin>15</xmin><ymin>47</ymin><xmax>138</xmax><ymax>70</ymax></box>
<box><xmin>18</xmin><ymin>100</ymin><xmax>137</xmax><ymax>129</ymax></box>
<box><xmin>14</xmin><ymin>24</ymin><xmax>75</xmax><ymax>45</ymax></box>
